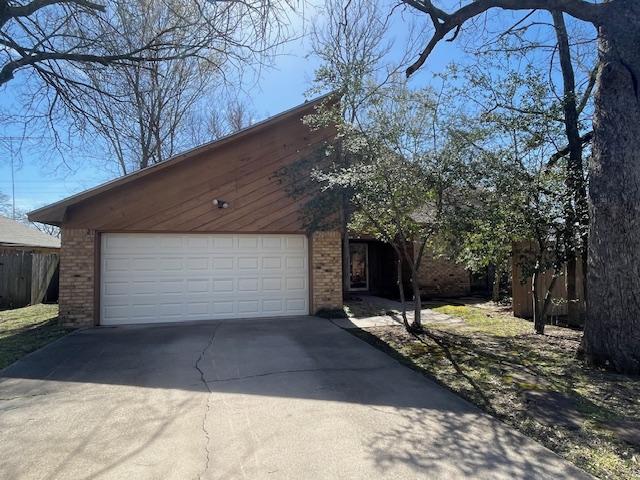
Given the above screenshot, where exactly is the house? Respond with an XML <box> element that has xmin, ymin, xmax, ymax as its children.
<box><xmin>0</xmin><ymin>215</ymin><xmax>60</xmax><ymax>308</ymax></box>
<box><xmin>29</xmin><ymin>96</ymin><xmax>469</xmax><ymax>327</ymax></box>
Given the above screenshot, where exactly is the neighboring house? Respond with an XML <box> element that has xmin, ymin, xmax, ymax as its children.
<box><xmin>29</xmin><ymin>96</ymin><xmax>469</xmax><ymax>327</ymax></box>
<box><xmin>0</xmin><ymin>215</ymin><xmax>60</xmax><ymax>308</ymax></box>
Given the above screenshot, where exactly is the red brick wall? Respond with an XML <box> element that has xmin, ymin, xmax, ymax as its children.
<box><xmin>416</xmin><ymin>247</ymin><xmax>470</xmax><ymax>298</ymax></box>
<box><xmin>59</xmin><ymin>228</ymin><xmax>95</xmax><ymax>327</ymax></box>
<box><xmin>311</xmin><ymin>231</ymin><xmax>343</xmax><ymax>312</ymax></box>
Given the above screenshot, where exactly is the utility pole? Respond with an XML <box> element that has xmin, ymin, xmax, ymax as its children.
<box><xmin>0</xmin><ymin>136</ymin><xmax>36</xmax><ymax>220</ymax></box>
<box><xmin>10</xmin><ymin>138</ymin><xmax>15</xmax><ymax>220</ymax></box>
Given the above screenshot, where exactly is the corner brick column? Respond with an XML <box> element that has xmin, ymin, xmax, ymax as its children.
<box><xmin>59</xmin><ymin>228</ymin><xmax>96</xmax><ymax>327</ymax></box>
<box><xmin>310</xmin><ymin>231</ymin><xmax>343</xmax><ymax>313</ymax></box>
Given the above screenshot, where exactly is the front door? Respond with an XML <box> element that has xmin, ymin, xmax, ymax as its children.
<box><xmin>348</xmin><ymin>243</ymin><xmax>369</xmax><ymax>291</ymax></box>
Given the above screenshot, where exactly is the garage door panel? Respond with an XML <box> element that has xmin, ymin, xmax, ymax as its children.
<box><xmin>238</xmin><ymin>236</ymin><xmax>259</xmax><ymax>249</ymax></box>
<box><xmin>261</xmin><ymin>236</ymin><xmax>282</xmax><ymax>249</ymax></box>
<box><xmin>213</xmin><ymin>279</ymin><xmax>234</xmax><ymax>292</ymax></box>
<box><xmin>158</xmin><ymin>280</ymin><xmax>183</xmax><ymax>294</ymax></box>
<box><xmin>285</xmin><ymin>256</ymin><xmax>305</xmax><ymax>270</ymax></box>
<box><xmin>238</xmin><ymin>278</ymin><xmax>258</xmax><ymax>292</ymax></box>
<box><xmin>104</xmin><ymin>257</ymin><xmax>130</xmax><ymax>272</ymax></box>
<box><xmin>186</xmin><ymin>236</ymin><xmax>210</xmax><ymax>250</ymax></box>
<box><xmin>285</xmin><ymin>236</ymin><xmax>305</xmax><ymax>250</ymax></box>
<box><xmin>262</xmin><ymin>257</ymin><xmax>282</xmax><ymax>270</ymax></box>
<box><xmin>185</xmin><ymin>257</ymin><xmax>208</xmax><ymax>271</ymax></box>
<box><xmin>285</xmin><ymin>277</ymin><xmax>306</xmax><ymax>291</ymax></box>
<box><xmin>213</xmin><ymin>236</ymin><xmax>234</xmax><ymax>249</ymax></box>
<box><xmin>262</xmin><ymin>278</ymin><xmax>282</xmax><ymax>291</ymax></box>
<box><xmin>101</xmin><ymin>233</ymin><xmax>309</xmax><ymax>325</ymax></box>
<box><xmin>213</xmin><ymin>257</ymin><xmax>234</xmax><ymax>271</ymax></box>
<box><xmin>238</xmin><ymin>300</ymin><xmax>260</xmax><ymax>314</ymax></box>
<box><xmin>186</xmin><ymin>279</ymin><xmax>209</xmax><ymax>293</ymax></box>
<box><xmin>238</xmin><ymin>257</ymin><xmax>259</xmax><ymax>270</ymax></box>
<box><xmin>285</xmin><ymin>298</ymin><xmax>307</xmax><ymax>312</ymax></box>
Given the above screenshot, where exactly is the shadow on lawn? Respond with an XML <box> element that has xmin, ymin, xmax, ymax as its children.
<box><xmin>348</xmin><ymin>315</ymin><xmax>634</xmax><ymax>428</ymax></box>
<box><xmin>0</xmin><ymin>316</ymin><xmax>69</xmax><ymax>370</ymax></box>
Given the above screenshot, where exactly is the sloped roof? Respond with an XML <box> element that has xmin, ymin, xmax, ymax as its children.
<box><xmin>28</xmin><ymin>93</ymin><xmax>336</xmax><ymax>226</ymax></box>
<box><xmin>0</xmin><ymin>215</ymin><xmax>60</xmax><ymax>249</ymax></box>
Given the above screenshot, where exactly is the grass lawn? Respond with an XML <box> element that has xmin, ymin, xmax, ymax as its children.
<box><xmin>0</xmin><ymin>304</ymin><xmax>70</xmax><ymax>370</ymax></box>
<box><xmin>346</xmin><ymin>301</ymin><xmax>640</xmax><ymax>480</ymax></box>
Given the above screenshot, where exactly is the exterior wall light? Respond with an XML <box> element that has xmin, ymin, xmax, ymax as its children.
<box><xmin>212</xmin><ymin>199</ymin><xmax>229</xmax><ymax>209</ymax></box>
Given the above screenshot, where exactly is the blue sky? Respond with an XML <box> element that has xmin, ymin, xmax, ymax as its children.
<box><xmin>0</xmin><ymin>2</ymin><xmax>568</xmax><ymax>215</ymax></box>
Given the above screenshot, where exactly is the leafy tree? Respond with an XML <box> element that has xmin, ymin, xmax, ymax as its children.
<box><xmin>464</xmin><ymin>8</ymin><xmax>595</xmax><ymax>325</ymax></box>
<box><xmin>432</xmin><ymin>63</ymin><xmax>582</xmax><ymax>333</ymax></box>
<box><xmin>400</xmin><ymin>0</ymin><xmax>640</xmax><ymax>375</ymax></box>
<box><xmin>311</xmin><ymin>86</ymin><xmax>469</xmax><ymax>331</ymax></box>
<box><xmin>303</xmin><ymin>0</ymin><xmax>416</xmax><ymax>290</ymax></box>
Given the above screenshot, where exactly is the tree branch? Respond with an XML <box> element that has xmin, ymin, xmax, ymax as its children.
<box><xmin>546</xmin><ymin>130</ymin><xmax>593</xmax><ymax>170</ymax></box>
<box><xmin>403</xmin><ymin>0</ymin><xmax>605</xmax><ymax>77</ymax></box>
<box><xmin>1</xmin><ymin>0</ymin><xmax>104</xmax><ymax>28</ymax></box>
<box><xmin>577</xmin><ymin>63</ymin><xmax>599</xmax><ymax>115</ymax></box>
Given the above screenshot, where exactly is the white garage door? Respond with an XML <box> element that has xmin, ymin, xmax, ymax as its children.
<box><xmin>100</xmin><ymin>233</ymin><xmax>309</xmax><ymax>325</ymax></box>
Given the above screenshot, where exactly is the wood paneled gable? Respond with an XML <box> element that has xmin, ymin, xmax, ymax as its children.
<box><xmin>58</xmin><ymin>104</ymin><xmax>334</xmax><ymax>232</ymax></box>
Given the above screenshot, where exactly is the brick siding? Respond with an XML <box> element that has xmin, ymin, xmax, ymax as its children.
<box><xmin>59</xmin><ymin>228</ymin><xmax>95</xmax><ymax>327</ymax></box>
<box><xmin>416</xmin><ymin>248</ymin><xmax>470</xmax><ymax>298</ymax></box>
<box><xmin>311</xmin><ymin>231</ymin><xmax>343</xmax><ymax>312</ymax></box>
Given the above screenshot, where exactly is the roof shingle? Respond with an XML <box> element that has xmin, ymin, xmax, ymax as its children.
<box><xmin>0</xmin><ymin>215</ymin><xmax>60</xmax><ymax>249</ymax></box>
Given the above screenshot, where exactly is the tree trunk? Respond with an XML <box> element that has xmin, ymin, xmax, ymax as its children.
<box><xmin>341</xmin><ymin>194</ymin><xmax>350</xmax><ymax>297</ymax></box>
<box><xmin>541</xmin><ymin>273</ymin><xmax>560</xmax><ymax>328</ymax></box>
<box><xmin>552</xmin><ymin>10</ymin><xmax>586</xmax><ymax>329</ymax></box>
<box><xmin>396</xmin><ymin>253</ymin><xmax>410</xmax><ymax>330</ymax></box>
<box><xmin>410</xmin><ymin>265</ymin><xmax>422</xmax><ymax>331</ymax></box>
<box><xmin>585</xmin><ymin>3</ymin><xmax>640</xmax><ymax>373</ymax></box>
<box><xmin>532</xmin><ymin>269</ymin><xmax>545</xmax><ymax>334</ymax></box>
<box><xmin>565</xmin><ymin>255</ymin><xmax>580</xmax><ymax>327</ymax></box>
<box><xmin>492</xmin><ymin>265</ymin><xmax>501</xmax><ymax>303</ymax></box>
<box><xmin>338</xmin><ymin>139</ymin><xmax>351</xmax><ymax>300</ymax></box>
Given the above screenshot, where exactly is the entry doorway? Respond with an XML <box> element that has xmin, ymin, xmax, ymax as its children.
<box><xmin>348</xmin><ymin>242</ymin><xmax>369</xmax><ymax>291</ymax></box>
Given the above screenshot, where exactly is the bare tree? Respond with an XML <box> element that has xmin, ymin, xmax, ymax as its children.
<box><xmin>78</xmin><ymin>1</ymin><xmax>227</xmax><ymax>174</ymax></box>
<box><xmin>185</xmin><ymin>96</ymin><xmax>255</xmax><ymax>150</ymax></box>
<box><xmin>32</xmin><ymin>221</ymin><xmax>60</xmax><ymax>237</ymax></box>
<box><xmin>447</xmin><ymin>9</ymin><xmax>595</xmax><ymax>327</ymax></box>
<box><xmin>401</xmin><ymin>0</ymin><xmax>640</xmax><ymax>373</ymax></box>
<box><xmin>205</xmin><ymin>98</ymin><xmax>254</xmax><ymax>141</ymax></box>
<box><xmin>0</xmin><ymin>190</ymin><xmax>12</xmax><ymax>217</ymax></box>
<box><xmin>0</xmin><ymin>189</ymin><xmax>57</xmax><ymax>235</ymax></box>
<box><xmin>1</xmin><ymin>0</ymin><xmax>291</xmax><ymax>140</ymax></box>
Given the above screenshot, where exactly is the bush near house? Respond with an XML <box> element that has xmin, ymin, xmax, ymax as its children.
<box><xmin>0</xmin><ymin>304</ymin><xmax>69</xmax><ymax>370</ymax></box>
<box><xmin>346</xmin><ymin>302</ymin><xmax>640</xmax><ymax>480</ymax></box>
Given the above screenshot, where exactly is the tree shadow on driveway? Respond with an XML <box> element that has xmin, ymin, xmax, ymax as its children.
<box><xmin>0</xmin><ymin>316</ymin><xmax>591</xmax><ymax>479</ymax></box>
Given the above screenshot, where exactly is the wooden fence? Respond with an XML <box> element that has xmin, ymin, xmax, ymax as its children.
<box><xmin>0</xmin><ymin>249</ymin><xmax>59</xmax><ymax>309</ymax></box>
<box><xmin>511</xmin><ymin>242</ymin><xmax>585</xmax><ymax>322</ymax></box>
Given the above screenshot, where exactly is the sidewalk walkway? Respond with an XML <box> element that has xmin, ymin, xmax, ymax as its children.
<box><xmin>334</xmin><ymin>295</ymin><xmax>464</xmax><ymax>329</ymax></box>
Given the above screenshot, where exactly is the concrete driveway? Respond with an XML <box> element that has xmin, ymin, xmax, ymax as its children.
<box><xmin>0</xmin><ymin>316</ymin><xmax>589</xmax><ymax>480</ymax></box>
